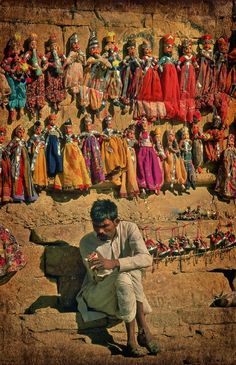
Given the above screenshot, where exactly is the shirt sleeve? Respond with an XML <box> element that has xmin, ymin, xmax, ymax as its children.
<box><xmin>118</xmin><ymin>223</ymin><xmax>153</xmax><ymax>272</ymax></box>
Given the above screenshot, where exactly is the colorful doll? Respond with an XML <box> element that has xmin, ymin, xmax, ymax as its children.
<box><xmin>64</xmin><ymin>33</ymin><xmax>86</xmax><ymax>103</ymax></box>
<box><xmin>204</xmin><ymin>112</ymin><xmax>225</xmax><ymax>162</ymax></box>
<box><xmin>136</xmin><ymin>116</ymin><xmax>164</xmax><ymax>195</ymax></box>
<box><xmin>27</xmin><ymin>121</ymin><xmax>48</xmax><ymax>191</ymax></box>
<box><xmin>54</xmin><ymin>119</ymin><xmax>91</xmax><ymax>191</ymax></box>
<box><xmin>179</xmin><ymin>127</ymin><xmax>196</xmax><ymax>190</ymax></box>
<box><xmin>134</xmin><ymin>40</ymin><xmax>166</xmax><ymax>122</ymax></box>
<box><xmin>1</xmin><ymin>33</ymin><xmax>28</xmax><ymax>121</ymax></box>
<box><xmin>214</xmin><ymin>36</ymin><xmax>229</xmax><ymax>123</ymax></box>
<box><xmin>102</xmin><ymin>31</ymin><xmax>123</xmax><ymax>107</ymax></box>
<box><xmin>101</xmin><ymin>115</ymin><xmax>127</xmax><ymax>186</ymax></box>
<box><xmin>80</xmin><ymin>114</ymin><xmax>105</xmax><ymax>184</ymax></box>
<box><xmin>226</xmin><ymin>30</ymin><xmax>236</xmax><ymax>98</ymax></box>
<box><xmin>158</xmin><ymin>34</ymin><xmax>181</xmax><ymax>120</ymax></box>
<box><xmin>215</xmin><ymin>134</ymin><xmax>236</xmax><ymax>199</ymax></box>
<box><xmin>0</xmin><ymin>224</ymin><xmax>26</xmax><ymax>279</ymax></box>
<box><xmin>177</xmin><ymin>38</ymin><xmax>198</xmax><ymax>123</ymax></box>
<box><xmin>42</xmin><ymin>114</ymin><xmax>63</xmax><ymax>178</ymax></box>
<box><xmin>151</xmin><ymin>127</ymin><xmax>166</xmax><ymax>162</ymax></box>
<box><xmin>7</xmin><ymin>125</ymin><xmax>38</xmax><ymax>202</ymax></box>
<box><xmin>120</xmin><ymin>36</ymin><xmax>142</xmax><ymax>110</ymax></box>
<box><xmin>120</xmin><ymin>124</ymin><xmax>139</xmax><ymax>198</ymax></box>
<box><xmin>0</xmin><ymin>127</ymin><xmax>12</xmax><ymax>203</ymax></box>
<box><xmin>0</xmin><ymin>66</ymin><xmax>10</xmax><ymax>108</ymax></box>
<box><xmin>191</xmin><ymin>115</ymin><xmax>204</xmax><ymax>173</ymax></box>
<box><xmin>163</xmin><ymin>129</ymin><xmax>187</xmax><ymax>192</ymax></box>
<box><xmin>195</xmin><ymin>34</ymin><xmax>215</xmax><ymax>110</ymax></box>
<box><xmin>83</xmin><ymin>30</ymin><xmax>112</xmax><ymax>114</ymax></box>
<box><xmin>43</xmin><ymin>34</ymin><xmax>66</xmax><ymax>111</ymax></box>
<box><xmin>24</xmin><ymin>33</ymin><xmax>46</xmax><ymax>117</ymax></box>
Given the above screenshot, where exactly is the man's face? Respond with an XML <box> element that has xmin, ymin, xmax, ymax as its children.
<box><xmin>93</xmin><ymin>218</ymin><xmax>118</xmax><ymax>241</ymax></box>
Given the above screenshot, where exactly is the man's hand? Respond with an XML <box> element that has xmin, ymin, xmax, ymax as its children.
<box><xmin>87</xmin><ymin>252</ymin><xmax>119</xmax><ymax>270</ymax></box>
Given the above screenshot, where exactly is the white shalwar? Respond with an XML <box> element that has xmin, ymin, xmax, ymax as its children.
<box><xmin>76</xmin><ymin>220</ymin><xmax>152</xmax><ymax>323</ymax></box>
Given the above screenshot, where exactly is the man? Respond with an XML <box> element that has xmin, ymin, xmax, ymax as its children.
<box><xmin>76</xmin><ymin>199</ymin><xmax>159</xmax><ymax>357</ymax></box>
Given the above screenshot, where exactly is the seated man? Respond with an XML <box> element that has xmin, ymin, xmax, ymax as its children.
<box><xmin>76</xmin><ymin>199</ymin><xmax>159</xmax><ymax>357</ymax></box>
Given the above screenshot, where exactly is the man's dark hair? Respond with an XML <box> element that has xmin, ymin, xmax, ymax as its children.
<box><xmin>90</xmin><ymin>199</ymin><xmax>118</xmax><ymax>222</ymax></box>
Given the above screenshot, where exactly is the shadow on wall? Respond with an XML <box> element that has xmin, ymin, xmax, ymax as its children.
<box><xmin>25</xmin><ymin>242</ymin><xmax>86</xmax><ymax>314</ymax></box>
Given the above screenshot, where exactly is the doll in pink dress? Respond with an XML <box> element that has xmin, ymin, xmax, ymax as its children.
<box><xmin>136</xmin><ymin>116</ymin><xmax>164</xmax><ymax>196</ymax></box>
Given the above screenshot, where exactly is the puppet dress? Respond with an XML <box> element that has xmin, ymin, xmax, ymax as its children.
<box><xmin>195</xmin><ymin>50</ymin><xmax>215</xmax><ymax>109</ymax></box>
<box><xmin>0</xmin><ymin>146</ymin><xmax>12</xmax><ymax>203</ymax></box>
<box><xmin>43</xmin><ymin>125</ymin><xmax>63</xmax><ymax>178</ymax></box>
<box><xmin>163</xmin><ymin>142</ymin><xmax>187</xmax><ymax>185</ymax></box>
<box><xmin>215</xmin><ymin>146</ymin><xmax>236</xmax><ymax>198</ymax></box>
<box><xmin>54</xmin><ymin>135</ymin><xmax>91</xmax><ymax>190</ymax></box>
<box><xmin>0</xmin><ymin>224</ymin><xmax>26</xmax><ymax>281</ymax></box>
<box><xmin>120</xmin><ymin>139</ymin><xmax>139</xmax><ymax>198</ymax></box>
<box><xmin>27</xmin><ymin>134</ymin><xmax>48</xmax><ymax>189</ymax></box>
<box><xmin>136</xmin><ymin>131</ymin><xmax>163</xmax><ymax>191</ymax></box>
<box><xmin>178</xmin><ymin>55</ymin><xmax>197</xmax><ymax>123</ymax></box>
<box><xmin>44</xmin><ymin>51</ymin><xmax>66</xmax><ymax>106</ymax></box>
<box><xmin>64</xmin><ymin>50</ymin><xmax>84</xmax><ymax>95</ymax></box>
<box><xmin>134</xmin><ymin>56</ymin><xmax>166</xmax><ymax>120</ymax></box>
<box><xmin>7</xmin><ymin>138</ymin><xmax>38</xmax><ymax>202</ymax></box>
<box><xmin>158</xmin><ymin>56</ymin><xmax>181</xmax><ymax>120</ymax></box>
<box><xmin>81</xmin><ymin>131</ymin><xmax>105</xmax><ymax>184</ymax></box>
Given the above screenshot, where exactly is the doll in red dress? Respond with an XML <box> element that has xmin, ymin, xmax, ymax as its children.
<box><xmin>0</xmin><ymin>128</ymin><xmax>12</xmax><ymax>203</ymax></box>
<box><xmin>177</xmin><ymin>38</ymin><xmax>198</xmax><ymax>123</ymax></box>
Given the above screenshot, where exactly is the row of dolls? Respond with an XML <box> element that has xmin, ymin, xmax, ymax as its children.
<box><xmin>0</xmin><ymin>113</ymin><xmax>235</xmax><ymax>203</ymax></box>
<box><xmin>0</xmin><ymin>29</ymin><xmax>235</xmax><ymax>124</ymax></box>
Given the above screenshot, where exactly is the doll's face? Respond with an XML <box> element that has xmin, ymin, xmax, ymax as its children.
<box><xmin>105</xmin><ymin>41</ymin><xmax>115</xmax><ymax>51</ymax></box>
<box><xmin>0</xmin><ymin>133</ymin><xmax>6</xmax><ymax>144</ymax></box>
<box><xmin>90</xmin><ymin>46</ymin><xmax>100</xmax><ymax>55</ymax></box>
<box><xmin>228</xmin><ymin>136</ymin><xmax>235</xmax><ymax>147</ymax></box>
<box><xmin>65</xmin><ymin>125</ymin><xmax>73</xmax><ymax>135</ymax></box>
<box><xmin>49</xmin><ymin>116</ymin><xmax>56</xmax><ymax>126</ymax></box>
<box><xmin>15</xmin><ymin>128</ymin><xmax>25</xmax><ymax>139</ymax></box>
<box><xmin>30</xmin><ymin>40</ymin><xmax>37</xmax><ymax>50</ymax></box>
<box><xmin>144</xmin><ymin>47</ymin><xmax>152</xmax><ymax>57</ymax></box>
<box><xmin>128</xmin><ymin>46</ymin><xmax>136</xmax><ymax>57</ymax></box>
<box><xmin>85</xmin><ymin>121</ymin><xmax>92</xmax><ymax>132</ymax></box>
<box><xmin>192</xmin><ymin>125</ymin><xmax>199</xmax><ymax>134</ymax></box>
<box><xmin>71</xmin><ymin>42</ymin><xmax>80</xmax><ymax>51</ymax></box>
<box><xmin>203</xmin><ymin>41</ymin><xmax>212</xmax><ymax>51</ymax></box>
<box><xmin>168</xmin><ymin>133</ymin><xmax>175</xmax><ymax>142</ymax></box>
<box><xmin>183</xmin><ymin>44</ymin><xmax>192</xmax><ymax>56</ymax></box>
<box><xmin>127</xmin><ymin>130</ymin><xmax>135</xmax><ymax>140</ymax></box>
<box><xmin>106</xmin><ymin>119</ymin><xmax>113</xmax><ymax>129</ymax></box>
<box><xmin>218</xmin><ymin>40</ymin><xmax>228</xmax><ymax>54</ymax></box>
<box><xmin>164</xmin><ymin>43</ymin><xmax>173</xmax><ymax>56</ymax></box>
<box><xmin>183</xmin><ymin>131</ymin><xmax>190</xmax><ymax>139</ymax></box>
<box><xmin>155</xmin><ymin>131</ymin><xmax>161</xmax><ymax>140</ymax></box>
<box><xmin>50</xmin><ymin>43</ymin><xmax>58</xmax><ymax>52</ymax></box>
<box><xmin>35</xmin><ymin>126</ymin><xmax>42</xmax><ymax>135</ymax></box>
<box><xmin>141</xmin><ymin>119</ymin><xmax>148</xmax><ymax>130</ymax></box>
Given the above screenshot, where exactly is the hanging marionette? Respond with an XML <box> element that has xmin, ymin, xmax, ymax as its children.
<box><xmin>1</xmin><ymin>33</ymin><xmax>29</xmax><ymax>121</ymax></box>
<box><xmin>120</xmin><ymin>36</ymin><xmax>142</xmax><ymax>111</ymax></box>
<box><xmin>24</xmin><ymin>33</ymin><xmax>46</xmax><ymax>118</ymax></box>
<box><xmin>204</xmin><ymin>110</ymin><xmax>225</xmax><ymax>162</ymax></box>
<box><xmin>191</xmin><ymin>111</ymin><xmax>204</xmax><ymax>173</ymax></box>
<box><xmin>80</xmin><ymin>114</ymin><xmax>105</xmax><ymax>185</ymax></box>
<box><xmin>136</xmin><ymin>116</ymin><xmax>164</xmax><ymax>196</ymax></box>
<box><xmin>27</xmin><ymin>121</ymin><xmax>48</xmax><ymax>191</ymax></box>
<box><xmin>54</xmin><ymin>119</ymin><xmax>91</xmax><ymax>191</ymax></box>
<box><xmin>83</xmin><ymin>30</ymin><xmax>112</xmax><ymax>115</ymax></box>
<box><xmin>0</xmin><ymin>65</ymin><xmax>10</xmax><ymax>108</ymax></box>
<box><xmin>177</xmin><ymin>38</ymin><xmax>199</xmax><ymax>123</ymax></box>
<box><xmin>7</xmin><ymin>124</ymin><xmax>38</xmax><ymax>203</ymax></box>
<box><xmin>151</xmin><ymin>127</ymin><xmax>166</xmax><ymax>161</ymax></box>
<box><xmin>101</xmin><ymin>114</ymin><xmax>127</xmax><ymax>186</ymax></box>
<box><xmin>42</xmin><ymin>114</ymin><xmax>63</xmax><ymax>179</ymax></box>
<box><xmin>64</xmin><ymin>33</ymin><xmax>86</xmax><ymax>104</ymax></box>
<box><xmin>134</xmin><ymin>40</ymin><xmax>166</xmax><ymax>122</ymax></box>
<box><xmin>215</xmin><ymin>134</ymin><xmax>236</xmax><ymax>199</ymax></box>
<box><xmin>163</xmin><ymin>129</ymin><xmax>187</xmax><ymax>193</ymax></box>
<box><xmin>226</xmin><ymin>29</ymin><xmax>236</xmax><ymax>98</ymax></box>
<box><xmin>195</xmin><ymin>34</ymin><xmax>216</xmax><ymax>110</ymax></box>
<box><xmin>102</xmin><ymin>31</ymin><xmax>123</xmax><ymax>107</ymax></box>
<box><xmin>0</xmin><ymin>127</ymin><xmax>12</xmax><ymax>204</ymax></box>
<box><xmin>214</xmin><ymin>36</ymin><xmax>229</xmax><ymax>123</ymax></box>
<box><xmin>120</xmin><ymin>124</ymin><xmax>139</xmax><ymax>198</ymax></box>
<box><xmin>0</xmin><ymin>224</ymin><xmax>26</xmax><ymax>280</ymax></box>
<box><xmin>179</xmin><ymin>126</ymin><xmax>196</xmax><ymax>190</ymax></box>
<box><xmin>43</xmin><ymin>34</ymin><xmax>66</xmax><ymax>112</ymax></box>
<box><xmin>158</xmin><ymin>34</ymin><xmax>181</xmax><ymax>120</ymax></box>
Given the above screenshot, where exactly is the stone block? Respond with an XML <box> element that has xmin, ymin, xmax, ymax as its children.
<box><xmin>45</xmin><ymin>245</ymin><xmax>86</xmax><ymax>276</ymax></box>
<box><xmin>58</xmin><ymin>275</ymin><xmax>84</xmax><ymax>310</ymax></box>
